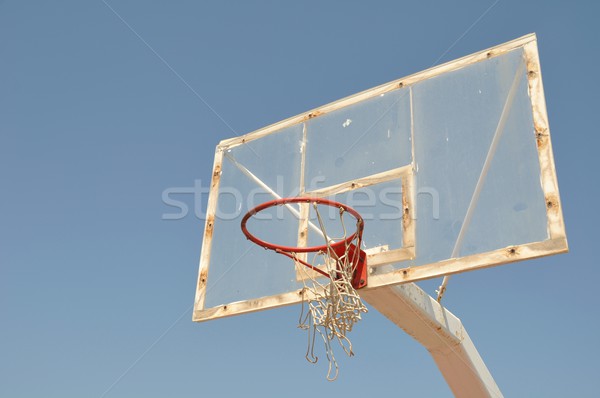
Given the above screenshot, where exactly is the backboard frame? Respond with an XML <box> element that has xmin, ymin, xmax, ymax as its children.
<box><xmin>193</xmin><ymin>33</ymin><xmax>567</xmax><ymax>322</ymax></box>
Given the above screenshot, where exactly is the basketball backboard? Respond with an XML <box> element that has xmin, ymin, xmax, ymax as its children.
<box><xmin>193</xmin><ymin>33</ymin><xmax>567</xmax><ymax>322</ymax></box>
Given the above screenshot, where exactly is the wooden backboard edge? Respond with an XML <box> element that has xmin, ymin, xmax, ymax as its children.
<box><xmin>193</xmin><ymin>148</ymin><xmax>225</xmax><ymax>316</ymax></box>
<box><xmin>368</xmin><ymin>246</ymin><xmax>415</xmax><ymax>267</ymax></box>
<box><xmin>193</xmin><ymin>283</ymin><xmax>339</xmax><ymax>323</ymax></box>
<box><xmin>305</xmin><ymin>165</ymin><xmax>411</xmax><ymax>197</ymax></box>
<box><xmin>523</xmin><ymin>40</ymin><xmax>568</xmax><ymax>243</ymax></box>
<box><xmin>402</xmin><ymin>167</ymin><xmax>416</xmax><ymax>249</ymax></box>
<box><xmin>217</xmin><ymin>34</ymin><xmax>537</xmax><ymax>151</ymax></box>
<box><xmin>193</xmin><ymin>290</ymin><xmax>304</xmax><ymax>322</ymax></box>
<box><xmin>367</xmin><ymin>237</ymin><xmax>568</xmax><ymax>288</ymax></box>
<box><xmin>293</xmin><ymin>245</ymin><xmax>414</xmax><ymax>283</ymax></box>
<box><xmin>193</xmin><ymin>237</ymin><xmax>565</xmax><ymax>322</ymax></box>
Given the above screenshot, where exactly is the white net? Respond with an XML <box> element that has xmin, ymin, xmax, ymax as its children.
<box><xmin>294</xmin><ymin>204</ymin><xmax>368</xmax><ymax>381</ymax></box>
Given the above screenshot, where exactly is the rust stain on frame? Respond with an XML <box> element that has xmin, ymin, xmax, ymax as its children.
<box><xmin>194</xmin><ymin>148</ymin><xmax>225</xmax><ymax>315</ymax></box>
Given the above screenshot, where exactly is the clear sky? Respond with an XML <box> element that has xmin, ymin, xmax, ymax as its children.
<box><xmin>1</xmin><ymin>1</ymin><xmax>597</xmax><ymax>397</ymax></box>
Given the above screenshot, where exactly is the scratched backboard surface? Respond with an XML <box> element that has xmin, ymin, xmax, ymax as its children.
<box><xmin>193</xmin><ymin>34</ymin><xmax>567</xmax><ymax>322</ymax></box>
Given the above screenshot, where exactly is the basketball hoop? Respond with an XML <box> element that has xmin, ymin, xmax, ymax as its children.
<box><xmin>241</xmin><ymin>197</ymin><xmax>369</xmax><ymax>381</ymax></box>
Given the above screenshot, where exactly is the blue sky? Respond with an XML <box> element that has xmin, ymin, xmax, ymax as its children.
<box><xmin>1</xmin><ymin>1</ymin><xmax>598</xmax><ymax>397</ymax></box>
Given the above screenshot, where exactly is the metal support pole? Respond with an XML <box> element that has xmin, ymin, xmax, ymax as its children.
<box><xmin>361</xmin><ymin>283</ymin><xmax>503</xmax><ymax>397</ymax></box>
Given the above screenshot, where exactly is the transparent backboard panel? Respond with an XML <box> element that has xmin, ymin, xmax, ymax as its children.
<box><xmin>322</xmin><ymin>180</ymin><xmax>405</xmax><ymax>251</ymax></box>
<box><xmin>305</xmin><ymin>87</ymin><xmax>412</xmax><ymax>187</ymax></box>
<box><xmin>194</xmin><ymin>34</ymin><xmax>567</xmax><ymax>321</ymax></box>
